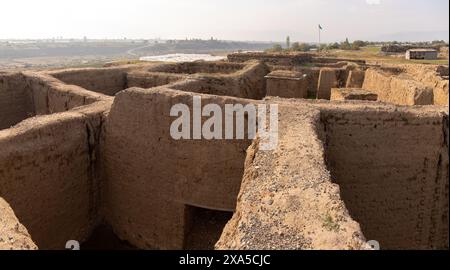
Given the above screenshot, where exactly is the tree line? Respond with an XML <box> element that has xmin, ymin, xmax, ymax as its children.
<box><xmin>266</xmin><ymin>36</ymin><xmax>448</xmax><ymax>53</ymax></box>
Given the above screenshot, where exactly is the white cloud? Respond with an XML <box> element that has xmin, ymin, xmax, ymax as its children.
<box><xmin>366</xmin><ymin>0</ymin><xmax>381</xmax><ymax>5</ymax></box>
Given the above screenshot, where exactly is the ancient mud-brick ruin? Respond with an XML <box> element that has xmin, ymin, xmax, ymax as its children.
<box><xmin>0</xmin><ymin>52</ymin><xmax>448</xmax><ymax>250</ymax></box>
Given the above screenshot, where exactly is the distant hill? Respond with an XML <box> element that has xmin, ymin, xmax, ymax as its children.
<box><xmin>0</xmin><ymin>40</ymin><xmax>275</xmax><ymax>60</ymax></box>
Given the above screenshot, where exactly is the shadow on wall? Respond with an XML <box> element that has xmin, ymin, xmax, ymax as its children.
<box><xmin>102</xmin><ymin>88</ymin><xmax>255</xmax><ymax>250</ymax></box>
<box><xmin>184</xmin><ymin>206</ymin><xmax>233</xmax><ymax>250</ymax></box>
<box><xmin>81</xmin><ymin>207</ymin><xmax>233</xmax><ymax>250</ymax></box>
<box><xmin>81</xmin><ymin>224</ymin><xmax>137</xmax><ymax>250</ymax></box>
<box><xmin>321</xmin><ymin>109</ymin><xmax>449</xmax><ymax>250</ymax></box>
<box><xmin>0</xmin><ymin>73</ymin><xmax>35</xmax><ymax>130</ymax></box>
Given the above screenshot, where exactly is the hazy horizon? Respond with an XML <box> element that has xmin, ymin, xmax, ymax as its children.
<box><xmin>1</xmin><ymin>0</ymin><xmax>449</xmax><ymax>42</ymax></box>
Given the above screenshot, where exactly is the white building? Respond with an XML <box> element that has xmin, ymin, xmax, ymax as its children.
<box><xmin>406</xmin><ymin>49</ymin><xmax>438</xmax><ymax>60</ymax></box>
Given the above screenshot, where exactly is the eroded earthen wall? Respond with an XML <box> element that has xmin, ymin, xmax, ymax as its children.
<box><xmin>265</xmin><ymin>74</ymin><xmax>308</xmax><ymax>99</ymax></box>
<box><xmin>363</xmin><ymin>68</ymin><xmax>434</xmax><ymax>105</ymax></box>
<box><xmin>322</xmin><ymin>107</ymin><xmax>449</xmax><ymax>249</ymax></box>
<box><xmin>127</xmin><ymin>72</ymin><xmax>185</xmax><ymax>89</ymax></box>
<box><xmin>0</xmin><ymin>73</ymin><xmax>34</xmax><ymax>130</ymax></box>
<box><xmin>401</xmin><ymin>64</ymin><xmax>449</xmax><ymax>106</ymax></box>
<box><xmin>346</xmin><ymin>70</ymin><xmax>366</xmax><ymax>88</ymax></box>
<box><xmin>296</xmin><ymin>67</ymin><xmax>320</xmax><ymax>98</ymax></box>
<box><xmin>228</xmin><ymin>53</ymin><xmax>312</xmax><ymax>66</ymax></box>
<box><xmin>0</xmin><ymin>103</ymin><xmax>108</xmax><ymax>249</ymax></box>
<box><xmin>102</xmin><ymin>87</ymin><xmax>254</xmax><ymax>249</ymax></box>
<box><xmin>48</xmin><ymin>67</ymin><xmax>130</xmax><ymax>96</ymax></box>
<box><xmin>317</xmin><ymin>68</ymin><xmax>339</xmax><ymax>100</ymax></box>
<box><xmin>233</xmin><ymin>61</ymin><xmax>270</xmax><ymax>99</ymax></box>
<box><xmin>270</xmin><ymin>66</ymin><xmax>321</xmax><ymax>98</ymax></box>
<box><xmin>312</xmin><ymin>57</ymin><xmax>366</xmax><ymax>65</ymax></box>
<box><xmin>146</xmin><ymin>62</ymin><xmax>245</xmax><ymax>74</ymax></box>
<box><xmin>23</xmin><ymin>72</ymin><xmax>109</xmax><ymax>114</ymax></box>
<box><xmin>330</xmin><ymin>88</ymin><xmax>378</xmax><ymax>101</ymax></box>
<box><xmin>217</xmin><ymin>101</ymin><xmax>369</xmax><ymax>250</ymax></box>
<box><xmin>1</xmin><ymin>61</ymin><xmax>448</xmax><ymax>251</ymax></box>
<box><xmin>170</xmin><ymin>61</ymin><xmax>269</xmax><ymax>100</ymax></box>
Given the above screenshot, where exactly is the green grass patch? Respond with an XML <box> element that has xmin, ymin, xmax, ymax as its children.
<box><xmin>322</xmin><ymin>213</ymin><xmax>340</xmax><ymax>232</ymax></box>
<box><xmin>325</xmin><ymin>46</ymin><xmax>448</xmax><ymax>65</ymax></box>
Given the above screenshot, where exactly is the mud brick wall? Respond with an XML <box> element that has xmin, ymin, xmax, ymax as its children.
<box><xmin>433</xmin><ymin>79</ymin><xmax>449</xmax><ymax>106</ymax></box>
<box><xmin>127</xmin><ymin>72</ymin><xmax>185</xmax><ymax>89</ymax></box>
<box><xmin>23</xmin><ymin>72</ymin><xmax>108</xmax><ymax>115</ymax></box>
<box><xmin>270</xmin><ymin>66</ymin><xmax>321</xmax><ymax>97</ymax></box>
<box><xmin>0</xmin><ymin>105</ymin><xmax>107</xmax><ymax>249</ymax></box>
<box><xmin>217</xmin><ymin>102</ymin><xmax>369</xmax><ymax>250</ymax></box>
<box><xmin>228</xmin><ymin>52</ymin><xmax>312</xmax><ymax>65</ymax></box>
<box><xmin>232</xmin><ymin>61</ymin><xmax>270</xmax><ymax>99</ymax></box>
<box><xmin>312</xmin><ymin>57</ymin><xmax>366</xmax><ymax>65</ymax></box>
<box><xmin>294</xmin><ymin>67</ymin><xmax>320</xmax><ymax>97</ymax></box>
<box><xmin>400</xmin><ymin>64</ymin><xmax>449</xmax><ymax>106</ymax></box>
<box><xmin>48</xmin><ymin>67</ymin><xmax>130</xmax><ymax>96</ymax></box>
<box><xmin>330</xmin><ymin>88</ymin><xmax>378</xmax><ymax>101</ymax></box>
<box><xmin>321</xmin><ymin>107</ymin><xmax>449</xmax><ymax>249</ymax></box>
<box><xmin>346</xmin><ymin>70</ymin><xmax>366</xmax><ymax>88</ymax></box>
<box><xmin>170</xmin><ymin>61</ymin><xmax>269</xmax><ymax>100</ymax></box>
<box><xmin>1</xmin><ymin>62</ymin><xmax>448</xmax><ymax>250</ymax></box>
<box><xmin>146</xmin><ymin>62</ymin><xmax>245</xmax><ymax>74</ymax></box>
<box><xmin>363</xmin><ymin>68</ymin><xmax>434</xmax><ymax>105</ymax></box>
<box><xmin>317</xmin><ymin>68</ymin><xmax>339</xmax><ymax>100</ymax></box>
<box><xmin>102</xmin><ymin>87</ymin><xmax>254</xmax><ymax>249</ymax></box>
<box><xmin>265</xmin><ymin>72</ymin><xmax>308</xmax><ymax>99</ymax></box>
<box><xmin>0</xmin><ymin>73</ymin><xmax>34</xmax><ymax>130</ymax></box>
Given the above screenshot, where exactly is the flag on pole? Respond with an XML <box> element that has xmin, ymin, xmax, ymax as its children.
<box><xmin>318</xmin><ymin>25</ymin><xmax>323</xmax><ymax>51</ymax></box>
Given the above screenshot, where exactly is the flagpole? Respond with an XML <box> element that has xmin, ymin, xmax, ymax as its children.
<box><xmin>318</xmin><ymin>25</ymin><xmax>321</xmax><ymax>51</ymax></box>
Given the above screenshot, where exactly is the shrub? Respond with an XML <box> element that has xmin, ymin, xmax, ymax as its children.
<box><xmin>271</xmin><ymin>44</ymin><xmax>283</xmax><ymax>52</ymax></box>
<box><xmin>291</xmin><ymin>42</ymin><xmax>311</xmax><ymax>52</ymax></box>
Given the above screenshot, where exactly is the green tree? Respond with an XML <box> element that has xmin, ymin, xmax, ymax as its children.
<box><xmin>320</xmin><ymin>44</ymin><xmax>328</xmax><ymax>51</ymax></box>
<box><xmin>353</xmin><ymin>40</ymin><xmax>366</xmax><ymax>48</ymax></box>
<box><xmin>271</xmin><ymin>44</ymin><xmax>283</xmax><ymax>52</ymax></box>
<box><xmin>300</xmin><ymin>43</ymin><xmax>311</xmax><ymax>52</ymax></box>
<box><xmin>340</xmin><ymin>38</ymin><xmax>352</xmax><ymax>50</ymax></box>
<box><xmin>291</xmin><ymin>42</ymin><xmax>300</xmax><ymax>51</ymax></box>
<box><xmin>291</xmin><ymin>42</ymin><xmax>311</xmax><ymax>52</ymax></box>
<box><xmin>286</xmin><ymin>36</ymin><xmax>291</xmax><ymax>49</ymax></box>
<box><xmin>351</xmin><ymin>42</ymin><xmax>363</xmax><ymax>50</ymax></box>
<box><xmin>327</xmin><ymin>42</ymin><xmax>340</xmax><ymax>50</ymax></box>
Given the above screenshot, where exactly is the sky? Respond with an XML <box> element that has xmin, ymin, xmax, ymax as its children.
<box><xmin>0</xmin><ymin>0</ymin><xmax>448</xmax><ymax>42</ymax></box>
